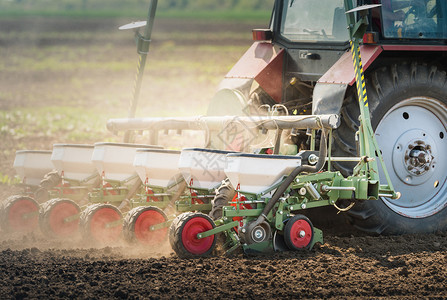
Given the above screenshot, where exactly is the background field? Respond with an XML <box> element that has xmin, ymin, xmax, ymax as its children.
<box><xmin>0</xmin><ymin>0</ymin><xmax>274</xmax><ymax>15</ymax></box>
<box><xmin>0</xmin><ymin>7</ymin><xmax>270</xmax><ymax>182</ymax></box>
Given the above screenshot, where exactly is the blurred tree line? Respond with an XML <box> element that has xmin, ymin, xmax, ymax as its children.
<box><xmin>1</xmin><ymin>0</ymin><xmax>274</xmax><ymax>12</ymax></box>
<box><xmin>160</xmin><ymin>0</ymin><xmax>272</xmax><ymax>10</ymax></box>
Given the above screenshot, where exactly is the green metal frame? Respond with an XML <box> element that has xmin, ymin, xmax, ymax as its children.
<box><xmin>175</xmin><ymin>186</ymin><xmax>215</xmax><ymax>213</ymax></box>
<box><xmin>187</xmin><ymin>3</ymin><xmax>399</xmax><ymax>256</ymax></box>
<box><xmin>88</xmin><ymin>174</ymin><xmax>138</xmax><ymax>205</ymax></box>
<box><xmin>47</xmin><ymin>173</ymin><xmax>99</xmax><ymax>203</ymax></box>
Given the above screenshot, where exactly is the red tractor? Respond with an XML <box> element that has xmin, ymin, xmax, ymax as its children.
<box><xmin>209</xmin><ymin>0</ymin><xmax>447</xmax><ymax>235</ymax></box>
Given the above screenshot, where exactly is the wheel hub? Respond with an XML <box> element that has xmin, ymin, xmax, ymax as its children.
<box><xmin>251</xmin><ymin>226</ymin><xmax>266</xmax><ymax>243</ymax></box>
<box><xmin>404</xmin><ymin>140</ymin><xmax>433</xmax><ymax>176</ymax></box>
<box><xmin>392</xmin><ymin>129</ymin><xmax>437</xmax><ymax>186</ymax></box>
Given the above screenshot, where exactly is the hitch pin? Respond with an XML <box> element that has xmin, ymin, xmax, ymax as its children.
<box><xmin>321</xmin><ymin>185</ymin><xmax>356</xmax><ymax>192</ymax></box>
<box><xmin>378</xmin><ymin>192</ymin><xmax>401</xmax><ymax>199</ymax></box>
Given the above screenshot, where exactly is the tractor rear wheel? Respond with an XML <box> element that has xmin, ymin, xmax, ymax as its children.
<box><xmin>80</xmin><ymin>204</ymin><xmax>122</xmax><ymax>244</ymax></box>
<box><xmin>1</xmin><ymin>195</ymin><xmax>39</xmax><ymax>233</ymax></box>
<box><xmin>169</xmin><ymin>212</ymin><xmax>216</xmax><ymax>258</ymax></box>
<box><xmin>333</xmin><ymin>62</ymin><xmax>447</xmax><ymax>234</ymax></box>
<box><xmin>39</xmin><ymin>198</ymin><xmax>80</xmax><ymax>239</ymax></box>
<box><xmin>123</xmin><ymin>206</ymin><xmax>168</xmax><ymax>245</ymax></box>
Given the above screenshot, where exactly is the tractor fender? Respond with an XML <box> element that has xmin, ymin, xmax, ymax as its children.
<box><xmin>217</xmin><ymin>42</ymin><xmax>283</xmax><ymax>103</ymax></box>
<box><xmin>312</xmin><ymin>45</ymin><xmax>382</xmax><ymax>115</ymax></box>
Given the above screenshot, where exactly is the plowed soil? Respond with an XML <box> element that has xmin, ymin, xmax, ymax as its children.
<box><xmin>1</xmin><ymin>230</ymin><xmax>446</xmax><ymax>299</ymax></box>
<box><xmin>1</xmin><ymin>16</ymin><xmax>447</xmax><ymax>300</ymax></box>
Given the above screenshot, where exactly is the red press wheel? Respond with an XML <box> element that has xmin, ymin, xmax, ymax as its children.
<box><xmin>81</xmin><ymin>204</ymin><xmax>122</xmax><ymax>244</ymax></box>
<box><xmin>169</xmin><ymin>212</ymin><xmax>216</xmax><ymax>258</ymax></box>
<box><xmin>2</xmin><ymin>195</ymin><xmax>39</xmax><ymax>233</ymax></box>
<box><xmin>40</xmin><ymin>198</ymin><xmax>80</xmax><ymax>238</ymax></box>
<box><xmin>284</xmin><ymin>215</ymin><xmax>314</xmax><ymax>251</ymax></box>
<box><xmin>124</xmin><ymin>206</ymin><xmax>168</xmax><ymax>245</ymax></box>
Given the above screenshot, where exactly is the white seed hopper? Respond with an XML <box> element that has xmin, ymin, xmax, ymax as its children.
<box><xmin>51</xmin><ymin>144</ymin><xmax>98</xmax><ymax>182</ymax></box>
<box><xmin>178</xmin><ymin>148</ymin><xmax>235</xmax><ymax>190</ymax></box>
<box><xmin>13</xmin><ymin>150</ymin><xmax>54</xmax><ymax>186</ymax></box>
<box><xmin>225</xmin><ymin>153</ymin><xmax>301</xmax><ymax>194</ymax></box>
<box><xmin>134</xmin><ymin>149</ymin><xmax>182</xmax><ymax>188</ymax></box>
<box><xmin>92</xmin><ymin>143</ymin><xmax>162</xmax><ymax>182</ymax></box>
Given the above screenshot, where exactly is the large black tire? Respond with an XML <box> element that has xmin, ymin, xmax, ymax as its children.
<box><xmin>39</xmin><ymin>198</ymin><xmax>80</xmax><ymax>239</ymax></box>
<box><xmin>208</xmin><ymin>179</ymin><xmax>235</xmax><ymax>220</ymax></box>
<box><xmin>169</xmin><ymin>212</ymin><xmax>216</xmax><ymax>258</ymax></box>
<box><xmin>333</xmin><ymin>62</ymin><xmax>447</xmax><ymax>234</ymax></box>
<box><xmin>123</xmin><ymin>206</ymin><xmax>168</xmax><ymax>245</ymax></box>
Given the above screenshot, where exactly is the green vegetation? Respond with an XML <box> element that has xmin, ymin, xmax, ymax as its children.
<box><xmin>0</xmin><ymin>108</ymin><xmax>116</xmax><ymax>142</ymax></box>
<box><xmin>0</xmin><ymin>0</ymin><xmax>273</xmax><ymax>20</ymax></box>
<box><xmin>0</xmin><ymin>172</ymin><xmax>21</xmax><ymax>186</ymax></box>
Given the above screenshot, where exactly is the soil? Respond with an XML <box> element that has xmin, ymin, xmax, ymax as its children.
<box><xmin>0</xmin><ymin>231</ymin><xmax>446</xmax><ymax>299</ymax></box>
<box><xmin>1</xmin><ymin>16</ymin><xmax>447</xmax><ymax>300</ymax></box>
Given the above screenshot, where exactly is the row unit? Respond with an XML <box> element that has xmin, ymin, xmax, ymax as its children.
<box><xmin>14</xmin><ymin>143</ymin><xmax>302</xmax><ymax>194</ymax></box>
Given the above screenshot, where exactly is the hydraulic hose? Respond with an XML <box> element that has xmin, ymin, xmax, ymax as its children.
<box><xmin>246</xmin><ymin>129</ymin><xmax>327</xmax><ymax>237</ymax></box>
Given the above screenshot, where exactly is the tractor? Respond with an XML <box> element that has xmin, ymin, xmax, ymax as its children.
<box><xmin>109</xmin><ymin>0</ymin><xmax>447</xmax><ymax>241</ymax></box>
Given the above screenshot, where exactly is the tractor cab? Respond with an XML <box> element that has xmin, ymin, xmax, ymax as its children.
<box><xmin>274</xmin><ymin>0</ymin><xmax>350</xmax><ymax>46</ymax></box>
<box><xmin>273</xmin><ymin>0</ymin><xmax>447</xmax><ymax>46</ymax></box>
<box><xmin>375</xmin><ymin>0</ymin><xmax>447</xmax><ymax>40</ymax></box>
<box><xmin>238</xmin><ymin>0</ymin><xmax>447</xmax><ymax>116</ymax></box>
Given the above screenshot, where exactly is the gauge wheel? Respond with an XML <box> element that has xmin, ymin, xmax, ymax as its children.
<box><xmin>123</xmin><ymin>206</ymin><xmax>168</xmax><ymax>245</ymax></box>
<box><xmin>1</xmin><ymin>195</ymin><xmax>39</xmax><ymax>233</ymax></box>
<box><xmin>39</xmin><ymin>198</ymin><xmax>80</xmax><ymax>239</ymax></box>
<box><xmin>169</xmin><ymin>212</ymin><xmax>216</xmax><ymax>258</ymax></box>
<box><xmin>284</xmin><ymin>214</ymin><xmax>314</xmax><ymax>250</ymax></box>
<box><xmin>80</xmin><ymin>204</ymin><xmax>122</xmax><ymax>244</ymax></box>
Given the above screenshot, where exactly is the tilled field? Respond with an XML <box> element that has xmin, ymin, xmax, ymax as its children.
<box><xmin>1</xmin><ymin>230</ymin><xmax>446</xmax><ymax>299</ymax></box>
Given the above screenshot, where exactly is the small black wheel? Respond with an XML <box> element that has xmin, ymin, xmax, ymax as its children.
<box><xmin>39</xmin><ymin>198</ymin><xmax>80</xmax><ymax>239</ymax></box>
<box><xmin>209</xmin><ymin>179</ymin><xmax>235</xmax><ymax>220</ymax></box>
<box><xmin>284</xmin><ymin>214</ymin><xmax>314</xmax><ymax>251</ymax></box>
<box><xmin>1</xmin><ymin>195</ymin><xmax>39</xmax><ymax>233</ymax></box>
<box><xmin>123</xmin><ymin>206</ymin><xmax>168</xmax><ymax>245</ymax></box>
<box><xmin>80</xmin><ymin>204</ymin><xmax>122</xmax><ymax>244</ymax></box>
<box><xmin>169</xmin><ymin>212</ymin><xmax>216</xmax><ymax>258</ymax></box>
